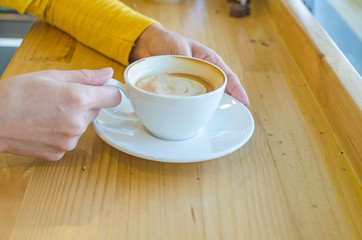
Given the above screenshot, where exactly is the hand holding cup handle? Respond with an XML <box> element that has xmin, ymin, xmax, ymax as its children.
<box><xmin>102</xmin><ymin>79</ymin><xmax>138</xmax><ymax>121</ymax></box>
<box><xmin>103</xmin><ymin>55</ymin><xmax>227</xmax><ymax>141</ymax></box>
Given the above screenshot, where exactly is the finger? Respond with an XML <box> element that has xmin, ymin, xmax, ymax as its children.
<box><xmin>48</xmin><ymin>135</ymin><xmax>81</xmax><ymax>152</ymax></box>
<box><xmin>7</xmin><ymin>142</ymin><xmax>66</xmax><ymax>161</ymax></box>
<box><xmin>191</xmin><ymin>43</ymin><xmax>250</xmax><ymax>106</ymax></box>
<box><xmin>86</xmin><ymin>109</ymin><xmax>101</xmax><ymax>124</ymax></box>
<box><xmin>53</xmin><ymin>68</ymin><xmax>114</xmax><ymax>86</ymax></box>
<box><xmin>225</xmin><ymin>72</ymin><xmax>250</xmax><ymax>106</ymax></box>
<box><xmin>40</xmin><ymin>151</ymin><xmax>66</xmax><ymax>161</ymax></box>
<box><xmin>173</xmin><ymin>41</ymin><xmax>192</xmax><ymax>56</ymax></box>
<box><xmin>220</xmin><ymin>64</ymin><xmax>249</xmax><ymax>106</ymax></box>
<box><xmin>86</xmin><ymin>85</ymin><xmax>122</xmax><ymax>109</ymax></box>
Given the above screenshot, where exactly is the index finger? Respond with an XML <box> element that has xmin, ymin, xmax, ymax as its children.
<box><xmin>224</xmin><ymin>70</ymin><xmax>250</xmax><ymax>107</ymax></box>
<box><xmin>190</xmin><ymin>42</ymin><xmax>249</xmax><ymax>106</ymax></box>
<box><xmin>204</xmin><ymin>53</ymin><xmax>250</xmax><ymax>107</ymax></box>
<box><xmin>86</xmin><ymin>85</ymin><xmax>122</xmax><ymax>109</ymax></box>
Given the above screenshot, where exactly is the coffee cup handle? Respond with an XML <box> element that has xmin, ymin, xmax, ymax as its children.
<box><xmin>102</xmin><ymin>79</ymin><xmax>138</xmax><ymax>121</ymax></box>
<box><xmin>104</xmin><ymin>78</ymin><xmax>129</xmax><ymax>98</ymax></box>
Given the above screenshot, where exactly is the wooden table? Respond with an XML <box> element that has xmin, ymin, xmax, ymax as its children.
<box><xmin>1</xmin><ymin>0</ymin><xmax>361</xmax><ymax>239</ymax></box>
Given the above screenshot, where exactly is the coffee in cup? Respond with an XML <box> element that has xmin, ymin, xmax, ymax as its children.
<box><xmin>105</xmin><ymin>55</ymin><xmax>227</xmax><ymax>141</ymax></box>
<box><xmin>135</xmin><ymin>73</ymin><xmax>215</xmax><ymax>96</ymax></box>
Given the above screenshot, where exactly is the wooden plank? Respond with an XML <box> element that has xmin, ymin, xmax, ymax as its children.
<box><xmin>262</xmin><ymin>0</ymin><xmax>362</xmax><ymax>186</ymax></box>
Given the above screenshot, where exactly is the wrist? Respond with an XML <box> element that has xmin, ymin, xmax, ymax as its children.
<box><xmin>129</xmin><ymin>23</ymin><xmax>165</xmax><ymax>63</ymax></box>
<box><xmin>138</xmin><ymin>23</ymin><xmax>165</xmax><ymax>42</ymax></box>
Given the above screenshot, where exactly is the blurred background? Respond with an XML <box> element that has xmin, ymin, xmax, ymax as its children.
<box><xmin>0</xmin><ymin>0</ymin><xmax>361</xmax><ymax>76</ymax></box>
<box><xmin>0</xmin><ymin>5</ymin><xmax>35</xmax><ymax>74</ymax></box>
<box><xmin>302</xmin><ymin>0</ymin><xmax>362</xmax><ymax>76</ymax></box>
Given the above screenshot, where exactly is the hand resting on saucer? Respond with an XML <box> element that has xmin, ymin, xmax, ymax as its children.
<box><xmin>129</xmin><ymin>24</ymin><xmax>250</xmax><ymax>107</ymax></box>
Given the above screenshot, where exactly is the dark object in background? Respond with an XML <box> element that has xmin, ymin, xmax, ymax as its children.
<box><xmin>229</xmin><ymin>0</ymin><xmax>251</xmax><ymax>18</ymax></box>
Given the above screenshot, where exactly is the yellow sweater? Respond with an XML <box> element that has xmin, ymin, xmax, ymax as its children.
<box><xmin>1</xmin><ymin>0</ymin><xmax>158</xmax><ymax>66</ymax></box>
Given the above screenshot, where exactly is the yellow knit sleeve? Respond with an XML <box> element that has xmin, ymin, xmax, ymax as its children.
<box><xmin>1</xmin><ymin>0</ymin><xmax>33</xmax><ymax>13</ymax></box>
<box><xmin>2</xmin><ymin>0</ymin><xmax>159</xmax><ymax>66</ymax></box>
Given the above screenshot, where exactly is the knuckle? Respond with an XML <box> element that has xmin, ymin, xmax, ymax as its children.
<box><xmin>67</xmin><ymin>88</ymin><xmax>89</xmax><ymax>107</ymax></box>
<box><xmin>74</xmin><ymin>116</ymin><xmax>90</xmax><ymax>134</ymax></box>
<box><xmin>204</xmin><ymin>55</ymin><xmax>217</xmax><ymax>63</ymax></box>
<box><xmin>60</xmin><ymin>115</ymin><xmax>88</xmax><ymax>137</ymax></box>
<box><xmin>68</xmin><ymin>120</ymin><xmax>87</xmax><ymax>136</ymax></box>
<box><xmin>79</xmin><ymin>69</ymin><xmax>93</xmax><ymax>81</ymax></box>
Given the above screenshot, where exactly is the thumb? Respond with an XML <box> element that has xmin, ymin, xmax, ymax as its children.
<box><xmin>59</xmin><ymin>67</ymin><xmax>114</xmax><ymax>86</ymax></box>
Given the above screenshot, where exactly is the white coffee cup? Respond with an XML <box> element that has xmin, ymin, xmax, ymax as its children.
<box><xmin>105</xmin><ymin>55</ymin><xmax>227</xmax><ymax>141</ymax></box>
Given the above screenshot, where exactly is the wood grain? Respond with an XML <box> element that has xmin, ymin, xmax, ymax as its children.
<box><xmin>0</xmin><ymin>0</ymin><xmax>361</xmax><ymax>239</ymax></box>
<box><xmin>262</xmin><ymin>0</ymin><xmax>362</xmax><ymax>186</ymax></box>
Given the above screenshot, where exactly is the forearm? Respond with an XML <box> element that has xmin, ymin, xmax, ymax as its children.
<box><xmin>2</xmin><ymin>0</ymin><xmax>158</xmax><ymax>66</ymax></box>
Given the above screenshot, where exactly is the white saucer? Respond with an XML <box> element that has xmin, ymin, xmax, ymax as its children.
<box><xmin>93</xmin><ymin>93</ymin><xmax>254</xmax><ymax>163</ymax></box>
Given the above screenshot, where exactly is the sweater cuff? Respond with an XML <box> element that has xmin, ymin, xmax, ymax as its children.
<box><xmin>26</xmin><ymin>0</ymin><xmax>159</xmax><ymax>66</ymax></box>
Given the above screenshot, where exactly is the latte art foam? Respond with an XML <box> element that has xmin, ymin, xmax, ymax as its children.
<box><xmin>135</xmin><ymin>73</ymin><xmax>213</xmax><ymax>96</ymax></box>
